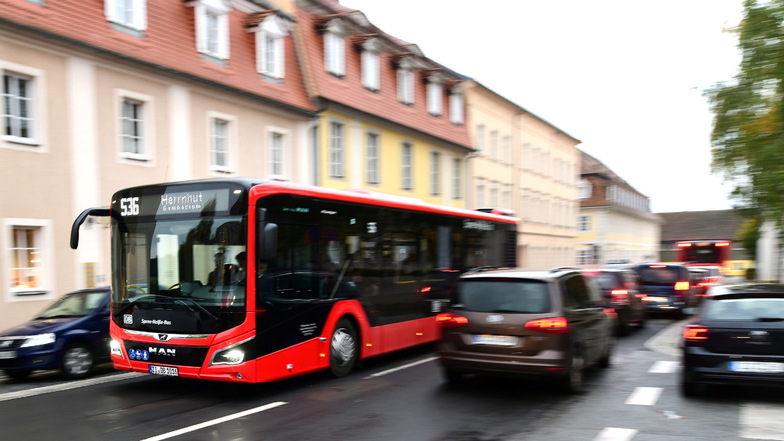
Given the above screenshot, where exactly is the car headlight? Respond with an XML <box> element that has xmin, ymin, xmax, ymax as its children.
<box><xmin>21</xmin><ymin>333</ymin><xmax>56</xmax><ymax>348</ymax></box>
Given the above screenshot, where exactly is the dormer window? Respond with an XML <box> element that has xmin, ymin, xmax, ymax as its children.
<box><xmin>361</xmin><ymin>38</ymin><xmax>381</xmax><ymax>91</ymax></box>
<box><xmin>397</xmin><ymin>57</ymin><xmax>415</xmax><ymax>105</ymax></box>
<box><xmin>191</xmin><ymin>0</ymin><xmax>231</xmax><ymax>62</ymax></box>
<box><xmin>449</xmin><ymin>83</ymin><xmax>465</xmax><ymax>125</ymax></box>
<box><xmin>250</xmin><ymin>14</ymin><xmax>288</xmax><ymax>81</ymax></box>
<box><xmin>426</xmin><ymin>72</ymin><xmax>444</xmax><ymax>116</ymax></box>
<box><xmin>323</xmin><ymin>20</ymin><xmax>346</xmax><ymax>77</ymax></box>
<box><xmin>105</xmin><ymin>0</ymin><xmax>147</xmax><ymax>34</ymax></box>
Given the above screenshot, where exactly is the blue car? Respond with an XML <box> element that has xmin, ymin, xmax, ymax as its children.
<box><xmin>0</xmin><ymin>287</ymin><xmax>111</xmax><ymax>380</ymax></box>
<box><xmin>633</xmin><ymin>263</ymin><xmax>696</xmax><ymax>316</ymax></box>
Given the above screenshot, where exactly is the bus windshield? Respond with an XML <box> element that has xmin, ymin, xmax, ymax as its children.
<box><xmin>112</xmin><ymin>215</ymin><xmax>247</xmax><ymax>334</ymax></box>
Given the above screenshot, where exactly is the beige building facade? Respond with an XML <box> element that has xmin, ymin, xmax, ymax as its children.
<box><xmin>464</xmin><ymin>82</ymin><xmax>581</xmax><ymax>269</ymax></box>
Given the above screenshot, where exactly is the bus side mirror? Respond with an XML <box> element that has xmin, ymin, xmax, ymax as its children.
<box><xmin>257</xmin><ymin>222</ymin><xmax>277</xmax><ymax>263</ymax></box>
<box><xmin>70</xmin><ymin>208</ymin><xmax>110</xmax><ymax>249</ymax></box>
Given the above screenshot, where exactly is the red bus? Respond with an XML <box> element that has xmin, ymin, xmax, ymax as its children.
<box><xmin>675</xmin><ymin>240</ymin><xmax>731</xmax><ymax>271</ymax></box>
<box><xmin>70</xmin><ymin>179</ymin><xmax>518</xmax><ymax>383</ymax></box>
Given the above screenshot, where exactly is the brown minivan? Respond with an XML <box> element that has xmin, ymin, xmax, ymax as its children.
<box><xmin>436</xmin><ymin>267</ymin><xmax>616</xmax><ymax>393</ymax></box>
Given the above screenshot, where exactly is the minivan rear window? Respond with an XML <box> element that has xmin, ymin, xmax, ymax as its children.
<box><xmin>456</xmin><ymin>279</ymin><xmax>550</xmax><ymax>313</ymax></box>
<box><xmin>637</xmin><ymin>267</ymin><xmax>682</xmax><ymax>285</ymax></box>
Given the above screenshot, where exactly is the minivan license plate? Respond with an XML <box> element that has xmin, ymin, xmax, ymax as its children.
<box><xmin>471</xmin><ymin>334</ymin><xmax>517</xmax><ymax>346</ymax></box>
<box><xmin>149</xmin><ymin>365</ymin><xmax>179</xmax><ymax>377</ymax></box>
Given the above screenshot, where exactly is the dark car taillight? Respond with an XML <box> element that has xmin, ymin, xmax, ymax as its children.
<box><xmin>683</xmin><ymin>325</ymin><xmax>709</xmax><ymax>341</ymax></box>
<box><xmin>610</xmin><ymin>289</ymin><xmax>629</xmax><ymax>304</ymax></box>
<box><xmin>436</xmin><ymin>313</ymin><xmax>469</xmax><ymax>327</ymax></box>
<box><xmin>524</xmin><ymin>317</ymin><xmax>570</xmax><ymax>334</ymax></box>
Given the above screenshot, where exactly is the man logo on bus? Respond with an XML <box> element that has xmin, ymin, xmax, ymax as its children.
<box><xmin>149</xmin><ymin>347</ymin><xmax>176</xmax><ymax>356</ymax></box>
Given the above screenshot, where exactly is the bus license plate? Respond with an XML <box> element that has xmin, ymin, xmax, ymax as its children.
<box><xmin>149</xmin><ymin>365</ymin><xmax>179</xmax><ymax>377</ymax></box>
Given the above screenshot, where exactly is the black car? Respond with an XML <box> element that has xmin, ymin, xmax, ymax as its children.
<box><xmin>436</xmin><ymin>267</ymin><xmax>616</xmax><ymax>393</ymax></box>
<box><xmin>584</xmin><ymin>268</ymin><xmax>646</xmax><ymax>335</ymax></box>
<box><xmin>0</xmin><ymin>287</ymin><xmax>111</xmax><ymax>380</ymax></box>
<box><xmin>681</xmin><ymin>284</ymin><xmax>784</xmax><ymax>396</ymax></box>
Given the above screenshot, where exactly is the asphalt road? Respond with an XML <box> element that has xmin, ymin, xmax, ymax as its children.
<box><xmin>1</xmin><ymin>318</ymin><xmax>783</xmax><ymax>441</ymax></box>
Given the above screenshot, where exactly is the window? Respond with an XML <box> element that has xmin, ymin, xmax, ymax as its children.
<box><xmin>105</xmin><ymin>0</ymin><xmax>147</xmax><ymax>33</ymax></box>
<box><xmin>489</xmin><ymin>130</ymin><xmax>499</xmax><ymax>160</ymax></box>
<box><xmin>502</xmin><ymin>135</ymin><xmax>512</xmax><ymax>164</ymax></box>
<box><xmin>193</xmin><ymin>0</ymin><xmax>231</xmax><ymax>61</ymax></box>
<box><xmin>430</xmin><ymin>151</ymin><xmax>440</xmax><ymax>195</ymax></box>
<box><xmin>578</xmin><ymin>179</ymin><xmax>592</xmax><ymax>199</ymax></box>
<box><xmin>268</xmin><ymin>130</ymin><xmax>285</xmax><ymax>178</ymax></box>
<box><xmin>3</xmin><ymin>72</ymin><xmax>34</xmax><ymax>143</ymax></box>
<box><xmin>120</xmin><ymin>98</ymin><xmax>144</xmax><ymax>157</ymax></box>
<box><xmin>255</xmin><ymin>15</ymin><xmax>287</xmax><ymax>80</ymax></box>
<box><xmin>324</xmin><ymin>21</ymin><xmax>346</xmax><ymax>76</ymax></box>
<box><xmin>453</xmin><ymin>158</ymin><xmax>462</xmax><ymax>200</ymax></box>
<box><xmin>210</xmin><ymin>116</ymin><xmax>232</xmax><ymax>173</ymax></box>
<box><xmin>426</xmin><ymin>74</ymin><xmax>443</xmax><ymax>116</ymax></box>
<box><xmin>577</xmin><ymin>214</ymin><xmax>591</xmax><ymax>233</ymax></box>
<box><xmin>6</xmin><ymin>219</ymin><xmax>51</xmax><ymax>295</ymax></box>
<box><xmin>366</xmin><ymin>132</ymin><xmax>379</xmax><ymax>184</ymax></box>
<box><xmin>449</xmin><ymin>86</ymin><xmax>464</xmax><ymax>125</ymax></box>
<box><xmin>329</xmin><ymin>121</ymin><xmax>345</xmax><ymax>178</ymax></box>
<box><xmin>361</xmin><ymin>39</ymin><xmax>381</xmax><ymax>91</ymax></box>
<box><xmin>475</xmin><ymin>124</ymin><xmax>485</xmax><ymax>155</ymax></box>
<box><xmin>476</xmin><ymin>178</ymin><xmax>485</xmax><ymax>208</ymax></box>
<box><xmin>401</xmin><ymin>141</ymin><xmax>412</xmax><ymax>190</ymax></box>
<box><xmin>397</xmin><ymin>58</ymin><xmax>415</xmax><ymax>105</ymax></box>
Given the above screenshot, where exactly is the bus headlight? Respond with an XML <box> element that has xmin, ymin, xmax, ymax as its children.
<box><xmin>210</xmin><ymin>337</ymin><xmax>254</xmax><ymax>366</ymax></box>
<box><xmin>21</xmin><ymin>333</ymin><xmax>56</xmax><ymax>348</ymax></box>
<box><xmin>110</xmin><ymin>339</ymin><xmax>124</xmax><ymax>358</ymax></box>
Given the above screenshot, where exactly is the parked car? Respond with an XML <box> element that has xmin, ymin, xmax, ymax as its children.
<box><xmin>435</xmin><ymin>267</ymin><xmax>616</xmax><ymax>393</ymax></box>
<box><xmin>0</xmin><ymin>287</ymin><xmax>111</xmax><ymax>380</ymax></box>
<box><xmin>584</xmin><ymin>268</ymin><xmax>646</xmax><ymax>335</ymax></box>
<box><xmin>632</xmin><ymin>263</ymin><xmax>696</xmax><ymax>316</ymax></box>
<box><xmin>681</xmin><ymin>283</ymin><xmax>784</xmax><ymax>396</ymax></box>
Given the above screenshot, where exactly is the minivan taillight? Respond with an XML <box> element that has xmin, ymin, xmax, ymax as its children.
<box><xmin>683</xmin><ymin>325</ymin><xmax>709</xmax><ymax>341</ymax></box>
<box><xmin>436</xmin><ymin>313</ymin><xmax>469</xmax><ymax>327</ymax></box>
<box><xmin>674</xmin><ymin>281</ymin><xmax>690</xmax><ymax>291</ymax></box>
<box><xmin>524</xmin><ymin>317</ymin><xmax>570</xmax><ymax>334</ymax></box>
<box><xmin>610</xmin><ymin>289</ymin><xmax>629</xmax><ymax>304</ymax></box>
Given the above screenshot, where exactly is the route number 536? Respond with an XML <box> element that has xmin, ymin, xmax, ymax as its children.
<box><xmin>120</xmin><ymin>197</ymin><xmax>140</xmax><ymax>216</ymax></box>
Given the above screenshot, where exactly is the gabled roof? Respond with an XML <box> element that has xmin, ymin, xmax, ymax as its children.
<box><xmin>658</xmin><ymin>210</ymin><xmax>743</xmax><ymax>242</ymax></box>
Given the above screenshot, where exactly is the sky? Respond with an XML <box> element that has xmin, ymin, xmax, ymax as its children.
<box><xmin>340</xmin><ymin>0</ymin><xmax>745</xmax><ymax>213</ymax></box>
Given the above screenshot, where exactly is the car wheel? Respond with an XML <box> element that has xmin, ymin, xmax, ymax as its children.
<box><xmin>598</xmin><ymin>335</ymin><xmax>615</xmax><ymax>368</ymax></box>
<box><xmin>681</xmin><ymin>369</ymin><xmax>707</xmax><ymax>397</ymax></box>
<box><xmin>329</xmin><ymin>318</ymin><xmax>359</xmax><ymax>377</ymax></box>
<box><xmin>559</xmin><ymin>349</ymin><xmax>585</xmax><ymax>394</ymax></box>
<box><xmin>4</xmin><ymin>369</ymin><xmax>32</xmax><ymax>381</ymax></box>
<box><xmin>61</xmin><ymin>343</ymin><xmax>94</xmax><ymax>380</ymax></box>
<box><xmin>442</xmin><ymin>368</ymin><xmax>463</xmax><ymax>383</ymax></box>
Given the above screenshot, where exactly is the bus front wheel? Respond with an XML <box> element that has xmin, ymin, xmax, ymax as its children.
<box><xmin>329</xmin><ymin>318</ymin><xmax>358</xmax><ymax>377</ymax></box>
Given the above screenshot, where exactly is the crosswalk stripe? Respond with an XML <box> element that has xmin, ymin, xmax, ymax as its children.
<box><xmin>593</xmin><ymin>427</ymin><xmax>638</xmax><ymax>441</ymax></box>
<box><xmin>625</xmin><ymin>387</ymin><xmax>662</xmax><ymax>406</ymax></box>
<box><xmin>740</xmin><ymin>402</ymin><xmax>784</xmax><ymax>441</ymax></box>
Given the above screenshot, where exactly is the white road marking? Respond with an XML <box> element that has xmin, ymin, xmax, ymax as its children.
<box><xmin>741</xmin><ymin>402</ymin><xmax>784</xmax><ymax>440</ymax></box>
<box><xmin>625</xmin><ymin>387</ymin><xmax>663</xmax><ymax>406</ymax></box>
<box><xmin>363</xmin><ymin>356</ymin><xmax>437</xmax><ymax>379</ymax></box>
<box><xmin>648</xmin><ymin>360</ymin><xmax>679</xmax><ymax>374</ymax></box>
<box><xmin>0</xmin><ymin>372</ymin><xmax>142</xmax><ymax>402</ymax></box>
<box><xmin>140</xmin><ymin>401</ymin><xmax>288</xmax><ymax>441</ymax></box>
<box><xmin>593</xmin><ymin>427</ymin><xmax>638</xmax><ymax>441</ymax></box>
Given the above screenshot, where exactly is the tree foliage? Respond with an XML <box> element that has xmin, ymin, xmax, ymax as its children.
<box><xmin>708</xmin><ymin>0</ymin><xmax>784</xmax><ymax>223</ymax></box>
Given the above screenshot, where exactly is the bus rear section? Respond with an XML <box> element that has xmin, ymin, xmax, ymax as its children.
<box><xmin>72</xmin><ymin>178</ymin><xmax>518</xmax><ymax>383</ymax></box>
<box><xmin>676</xmin><ymin>240</ymin><xmax>731</xmax><ymax>273</ymax></box>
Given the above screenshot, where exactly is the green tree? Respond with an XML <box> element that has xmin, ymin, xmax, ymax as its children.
<box><xmin>708</xmin><ymin>0</ymin><xmax>784</xmax><ymax>223</ymax></box>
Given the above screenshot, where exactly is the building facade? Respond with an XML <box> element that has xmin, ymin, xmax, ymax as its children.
<box><xmin>464</xmin><ymin>81</ymin><xmax>581</xmax><ymax>269</ymax></box>
<box><xmin>578</xmin><ymin>151</ymin><xmax>661</xmax><ymax>265</ymax></box>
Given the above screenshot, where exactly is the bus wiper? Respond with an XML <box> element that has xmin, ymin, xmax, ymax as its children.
<box><xmin>116</xmin><ymin>294</ymin><xmax>165</xmax><ymax>315</ymax></box>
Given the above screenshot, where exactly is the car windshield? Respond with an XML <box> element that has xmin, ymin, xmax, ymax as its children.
<box><xmin>455</xmin><ymin>279</ymin><xmax>550</xmax><ymax>313</ymax></box>
<box><xmin>703</xmin><ymin>297</ymin><xmax>784</xmax><ymax>321</ymax></box>
<box><xmin>36</xmin><ymin>291</ymin><xmax>107</xmax><ymax>319</ymax></box>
